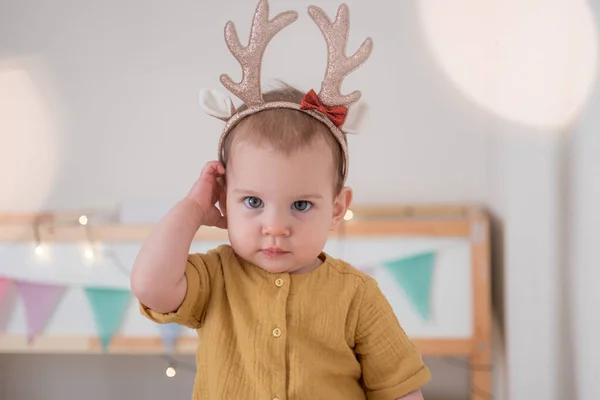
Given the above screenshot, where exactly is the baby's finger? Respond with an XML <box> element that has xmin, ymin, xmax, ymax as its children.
<box><xmin>215</xmin><ymin>215</ymin><xmax>228</xmax><ymax>230</ymax></box>
<box><xmin>201</xmin><ymin>161</ymin><xmax>220</xmax><ymax>175</ymax></box>
<box><xmin>216</xmin><ymin>161</ymin><xmax>225</xmax><ymax>175</ymax></box>
<box><xmin>207</xmin><ymin>160</ymin><xmax>225</xmax><ymax>172</ymax></box>
<box><xmin>198</xmin><ymin>162</ymin><xmax>223</xmax><ymax>183</ymax></box>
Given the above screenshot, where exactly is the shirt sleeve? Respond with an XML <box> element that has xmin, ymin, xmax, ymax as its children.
<box><xmin>139</xmin><ymin>251</ymin><xmax>219</xmax><ymax>330</ymax></box>
<box><xmin>355</xmin><ymin>277</ymin><xmax>431</xmax><ymax>400</ymax></box>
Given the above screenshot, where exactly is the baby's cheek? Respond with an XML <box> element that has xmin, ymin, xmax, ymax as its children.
<box><xmin>230</xmin><ymin>213</ymin><xmax>252</xmax><ymax>234</ymax></box>
<box><xmin>227</xmin><ymin>224</ymin><xmax>255</xmax><ymax>257</ymax></box>
<box><xmin>298</xmin><ymin>221</ymin><xmax>329</xmax><ymax>247</ymax></box>
<box><xmin>226</xmin><ymin>211</ymin><xmax>250</xmax><ymax>238</ymax></box>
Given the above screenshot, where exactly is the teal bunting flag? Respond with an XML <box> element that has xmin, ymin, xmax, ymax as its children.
<box><xmin>382</xmin><ymin>252</ymin><xmax>436</xmax><ymax>321</ymax></box>
<box><xmin>84</xmin><ymin>287</ymin><xmax>132</xmax><ymax>351</ymax></box>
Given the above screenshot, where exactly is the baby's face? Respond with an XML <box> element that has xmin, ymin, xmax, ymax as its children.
<box><xmin>224</xmin><ymin>138</ymin><xmax>351</xmax><ymax>274</ymax></box>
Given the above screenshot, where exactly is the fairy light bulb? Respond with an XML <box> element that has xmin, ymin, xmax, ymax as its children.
<box><xmin>166</xmin><ymin>366</ymin><xmax>176</xmax><ymax>378</ymax></box>
<box><xmin>344</xmin><ymin>210</ymin><xmax>354</xmax><ymax>221</ymax></box>
<box><xmin>78</xmin><ymin>215</ymin><xmax>88</xmax><ymax>225</ymax></box>
<box><xmin>84</xmin><ymin>247</ymin><xmax>94</xmax><ymax>260</ymax></box>
<box><xmin>34</xmin><ymin>244</ymin><xmax>45</xmax><ymax>256</ymax></box>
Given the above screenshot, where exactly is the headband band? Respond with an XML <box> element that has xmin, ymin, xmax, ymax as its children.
<box><xmin>199</xmin><ymin>0</ymin><xmax>373</xmax><ymax>185</ymax></box>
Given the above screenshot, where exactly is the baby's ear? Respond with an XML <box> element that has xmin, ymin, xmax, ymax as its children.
<box><xmin>331</xmin><ymin>187</ymin><xmax>353</xmax><ymax>229</ymax></box>
<box><xmin>342</xmin><ymin>101</ymin><xmax>368</xmax><ymax>134</ymax></box>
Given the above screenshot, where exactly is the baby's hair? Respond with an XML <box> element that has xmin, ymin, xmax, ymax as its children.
<box><xmin>222</xmin><ymin>82</ymin><xmax>345</xmax><ymax>194</ymax></box>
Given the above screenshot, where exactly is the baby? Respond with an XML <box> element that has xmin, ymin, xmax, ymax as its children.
<box><xmin>131</xmin><ymin>1</ymin><xmax>431</xmax><ymax>399</ymax></box>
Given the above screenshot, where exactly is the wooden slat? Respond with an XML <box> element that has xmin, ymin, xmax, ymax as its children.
<box><xmin>349</xmin><ymin>204</ymin><xmax>469</xmax><ymax>218</ymax></box>
<box><xmin>350</xmin><ymin>204</ymin><xmax>476</xmax><ymax>220</ymax></box>
<box><xmin>0</xmin><ymin>205</ymin><xmax>474</xmax><ymax>224</ymax></box>
<box><xmin>470</xmin><ymin>213</ymin><xmax>493</xmax><ymax>400</ymax></box>
<box><xmin>88</xmin><ymin>336</ymin><xmax>200</xmax><ymax>354</ymax></box>
<box><xmin>0</xmin><ymin>335</ymin><xmax>472</xmax><ymax>356</ymax></box>
<box><xmin>0</xmin><ymin>219</ymin><xmax>471</xmax><ymax>243</ymax></box>
<box><xmin>0</xmin><ymin>224</ymin><xmax>227</xmax><ymax>243</ymax></box>
<box><xmin>0</xmin><ymin>210</ymin><xmax>114</xmax><ymax>225</ymax></box>
<box><xmin>0</xmin><ymin>335</ymin><xmax>198</xmax><ymax>354</ymax></box>
<box><xmin>0</xmin><ymin>213</ymin><xmax>55</xmax><ymax>224</ymax></box>
<box><xmin>340</xmin><ymin>219</ymin><xmax>470</xmax><ymax>237</ymax></box>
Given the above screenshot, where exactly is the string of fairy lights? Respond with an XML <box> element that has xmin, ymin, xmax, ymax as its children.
<box><xmin>27</xmin><ymin>212</ymin><xmax>198</xmax><ymax>376</ymax></box>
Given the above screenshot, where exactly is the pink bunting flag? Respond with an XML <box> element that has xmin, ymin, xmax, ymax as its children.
<box><xmin>16</xmin><ymin>281</ymin><xmax>66</xmax><ymax>343</ymax></box>
<box><xmin>357</xmin><ymin>265</ymin><xmax>377</xmax><ymax>277</ymax></box>
<box><xmin>0</xmin><ymin>277</ymin><xmax>16</xmax><ymax>333</ymax></box>
<box><xmin>0</xmin><ymin>277</ymin><xmax>12</xmax><ymax>303</ymax></box>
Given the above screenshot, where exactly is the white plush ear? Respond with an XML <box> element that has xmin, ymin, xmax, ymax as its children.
<box><xmin>199</xmin><ymin>88</ymin><xmax>236</xmax><ymax>121</ymax></box>
<box><xmin>343</xmin><ymin>101</ymin><xmax>368</xmax><ymax>134</ymax></box>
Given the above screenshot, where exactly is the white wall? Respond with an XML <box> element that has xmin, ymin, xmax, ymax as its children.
<box><xmin>0</xmin><ymin>0</ymin><xmax>490</xmax><ymax>212</ymax></box>
<box><xmin>569</xmin><ymin>46</ymin><xmax>600</xmax><ymax>400</ymax></box>
<box><xmin>1</xmin><ymin>0</ymin><xmax>599</xmax><ymax>399</ymax></box>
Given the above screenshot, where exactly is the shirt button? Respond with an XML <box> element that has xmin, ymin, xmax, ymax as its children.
<box><xmin>272</xmin><ymin>327</ymin><xmax>282</xmax><ymax>338</ymax></box>
<box><xmin>275</xmin><ymin>278</ymin><xmax>284</xmax><ymax>287</ymax></box>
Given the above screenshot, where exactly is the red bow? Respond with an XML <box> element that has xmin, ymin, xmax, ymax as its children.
<box><xmin>300</xmin><ymin>89</ymin><xmax>347</xmax><ymax>127</ymax></box>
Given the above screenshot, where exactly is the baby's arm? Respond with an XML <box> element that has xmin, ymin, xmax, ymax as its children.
<box><xmin>355</xmin><ymin>278</ymin><xmax>431</xmax><ymax>399</ymax></box>
<box><xmin>130</xmin><ymin>161</ymin><xmax>227</xmax><ymax>314</ymax></box>
<box><xmin>396</xmin><ymin>389</ymin><xmax>424</xmax><ymax>400</ymax></box>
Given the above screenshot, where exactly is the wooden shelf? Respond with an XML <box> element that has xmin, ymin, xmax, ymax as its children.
<box><xmin>0</xmin><ymin>220</ymin><xmax>472</xmax><ymax>243</ymax></box>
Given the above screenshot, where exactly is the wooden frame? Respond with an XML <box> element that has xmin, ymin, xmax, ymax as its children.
<box><xmin>0</xmin><ymin>204</ymin><xmax>491</xmax><ymax>400</ymax></box>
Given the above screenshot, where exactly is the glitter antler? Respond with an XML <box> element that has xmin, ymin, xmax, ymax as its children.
<box><xmin>308</xmin><ymin>4</ymin><xmax>373</xmax><ymax>107</ymax></box>
<box><xmin>220</xmin><ymin>0</ymin><xmax>299</xmax><ymax>106</ymax></box>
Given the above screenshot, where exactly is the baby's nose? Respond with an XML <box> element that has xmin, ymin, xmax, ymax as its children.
<box><xmin>262</xmin><ymin>213</ymin><xmax>291</xmax><ymax>237</ymax></box>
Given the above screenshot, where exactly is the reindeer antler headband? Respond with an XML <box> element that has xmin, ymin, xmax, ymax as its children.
<box><xmin>199</xmin><ymin>0</ymin><xmax>373</xmax><ymax>185</ymax></box>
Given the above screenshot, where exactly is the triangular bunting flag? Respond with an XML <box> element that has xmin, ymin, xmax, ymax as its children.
<box><xmin>357</xmin><ymin>265</ymin><xmax>377</xmax><ymax>277</ymax></box>
<box><xmin>84</xmin><ymin>287</ymin><xmax>131</xmax><ymax>351</ymax></box>
<box><xmin>16</xmin><ymin>281</ymin><xmax>66</xmax><ymax>343</ymax></box>
<box><xmin>0</xmin><ymin>277</ymin><xmax>16</xmax><ymax>333</ymax></box>
<box><xmin>0</xmin><ymin>277</ymin><xmax>12</xmax><ymax>304</ymax></box>
<box><xmin>160</xmin><ymin>323</ymin><xmax>182</xmax><ymax>354</ymax></box>
<box><xmin>382</xmin><ymin>252</ymin><xmax>436</xmax><ymax>321</ymax></box>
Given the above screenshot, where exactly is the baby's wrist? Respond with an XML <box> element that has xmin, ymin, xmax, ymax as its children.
<box><xmin>179</xmin><ymin>197</ymin><xmax>209</xmax><ymax>228</ymax></box>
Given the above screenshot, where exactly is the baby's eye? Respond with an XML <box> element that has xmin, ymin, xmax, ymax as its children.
<box><xmin>292</xmin><ymin>200</ymin><xmax>312</xmax><ymax>212</ymax></box>
<box><xmin>243</xmin><ymin>196</ymin><xmax>263</xmax><ymax>209</ymax></box>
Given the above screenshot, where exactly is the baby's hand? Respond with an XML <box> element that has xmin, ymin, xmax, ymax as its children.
<box><xmin>186</xmin><ymin>161</ymin><xmax>227</xmax><ymax>229</ymax></box>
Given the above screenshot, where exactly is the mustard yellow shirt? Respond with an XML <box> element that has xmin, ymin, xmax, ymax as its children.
<box><xmin>140</xmin><ymin>245</ymin><xmax>431</xmax><ymax>399</ymax></box>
